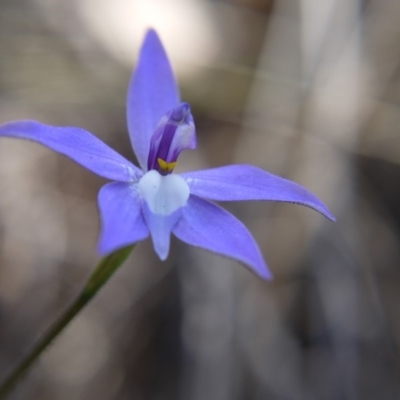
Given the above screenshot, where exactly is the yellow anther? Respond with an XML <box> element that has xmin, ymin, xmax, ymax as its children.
<box><xmin>157</xmin><ymin>158</ymin><xmax>177</xmax><ymax>173</ymax></box>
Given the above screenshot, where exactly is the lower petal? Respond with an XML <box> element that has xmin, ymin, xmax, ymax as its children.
<box><xmin>173</xmin><ymin>195</ymin><xmax>272</xmax><ymax>280</ymax></box>
<box><xmin>138</xmin><ymin>169</ymin><xmax>189</xmax><ymax>260</ymax></box>
<box><xmin>98</xmin><ymin>182</ymin><xmax>149</xmax><ymax>254</ymax></box>
<box><xmin>142</xmin><ymin>201</ymin><xmax>182</xmax><ymax>260</ymax></box>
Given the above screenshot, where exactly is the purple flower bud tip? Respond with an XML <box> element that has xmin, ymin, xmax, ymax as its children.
<box><xmin>170</xmin><ymin>102</ymin><xmax>191</xmax><ymax>123</ymax></box>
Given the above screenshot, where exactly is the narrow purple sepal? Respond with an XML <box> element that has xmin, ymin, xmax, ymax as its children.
<box><xmin>141</xmin><ymin>201</ymin><xmax>182</xmax><ymax>260</ymax></box>
<box><xmin>127</xmin><ymin>29</ymin><xmax>180</xmax><ymax>170</ymax></box>
<box><xmin>98</xmin><ymin>182</ymin><xmax>149</xmax><ymax>254</ymax></box>
<box><xmin>182</xmin><ymin>164</ymin><xmax>335</xmax><ymax>221</ymax></box>
<box><xmin>173</xmin><ymin>195</ymin><xmax>272</xmax><ymax>280</ymax></box>
<box><xmin>0</xmin><ymin>120</ymin><xmax>141</xmax><ymax>182</ymax></box>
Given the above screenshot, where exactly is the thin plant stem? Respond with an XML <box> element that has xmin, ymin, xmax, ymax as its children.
<box><xmin>0</xmin><ymin>245</ymin><xmax>135</xmax><ymax>399</ymax></box>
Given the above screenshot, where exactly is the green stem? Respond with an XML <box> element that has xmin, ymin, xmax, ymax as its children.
<box><xmin>0</xmin><ymin>245</ymin><xmax>134</xmax><ymax>399</ymax></box>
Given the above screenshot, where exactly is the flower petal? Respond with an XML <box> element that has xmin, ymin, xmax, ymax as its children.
<box><xmin>142</xmin><ymin>201</ymin><xmax>182</xmax><ymax>260</ymax></box>
<box><xmin>98</xmin><ymin>182</ymin><xmax>149</xmax><ymax>254</ymax></box>
<box><xmin>127</xmin><ymin>29</ymin><xmax>180</xmax><ymax>170</ymax></box>
<box><xmin>139</xmin><ymin>170</ymin><xmax>189</xmax><ymax>260</ymax></box>
<box><xmin>182</xmin><ymin>165</ymin><xmax>335</xmax><ymax>221</ymax></box>
<box><xmin>0</xmin><ymin>120</ymin><xmax>141</xmax><ymax>182</ymax></box>
<box><xmin>173</xmin><ymin>195</ymin><xmax>272</xmax><ymax>280</ymax></box>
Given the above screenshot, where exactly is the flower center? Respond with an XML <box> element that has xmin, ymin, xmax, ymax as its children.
<box><xmin>138</xmin><ymin>170</ymin><xmax>190</xmax><ymax>216</ymax></box>
<box><xmin>157</xmin><ymin>158</ymin><xmax>177</xmax><ymax>173</ymax></box>
<box><xmin>147</xmin><ymin>102</ymin><xmax>196</xmax><ymax>175</ymax></box>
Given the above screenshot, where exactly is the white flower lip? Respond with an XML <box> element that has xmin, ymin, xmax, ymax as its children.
<box><xmin>138</xmin><ymin>170</ymin><xmax>190</xmax><ymax>216</ymax></box>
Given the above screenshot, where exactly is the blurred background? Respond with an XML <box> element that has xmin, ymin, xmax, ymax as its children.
<box><xmin>0</xmin><ymin>0</ymin><xmax>399</xmax><ymax>399</ymax></box>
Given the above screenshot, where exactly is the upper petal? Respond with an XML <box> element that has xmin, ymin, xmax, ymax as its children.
<box><xmin>182</xmin><ymin>164</ymin><xmax>335</xmax><ymax>221</ymax></box>
<box><xmin>127</xmin><ymin>29</ymin><xmax>180</xmax><ymax>170</ymax></box>
<box><xmin>0</xmin><ymin>120</ymin><xmax>141</xmax><ymax>182</ymax></box>
<box><xmin>98</xmin><ymin>182</ymin><xmax>149</xmax><ymax>254</ymax></box>
<box><xmin>173</xmin><ymin>195</ymin><xmax>272</xmax><ymax>280</ymax></box>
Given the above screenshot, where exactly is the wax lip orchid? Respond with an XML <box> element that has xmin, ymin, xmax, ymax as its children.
<box><xmin>0</xmin><ymin>29</ymin><xmax>335</xmax><ymax>280</ymax></box>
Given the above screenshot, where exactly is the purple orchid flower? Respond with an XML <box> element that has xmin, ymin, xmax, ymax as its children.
<box><xmin>0</xmin><ymin>29</ymin><xmax>334</xmax><ymax>280</ymax></box>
